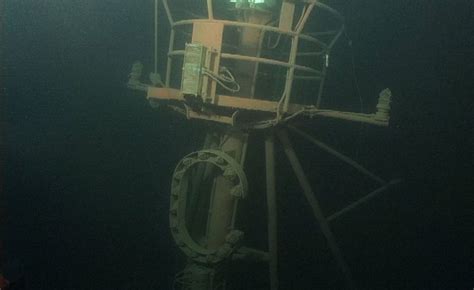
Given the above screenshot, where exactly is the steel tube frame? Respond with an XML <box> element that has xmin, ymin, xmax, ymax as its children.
<box><xmin>276</xmin><ymin>129</ymin><xmax>356</xmax><ymax>290</ymax></box>
<box><xmin>172</xmin><ymin>19</ymin><xmax>329</xmax><ymax>48</ymax></box>
<box><xmin>222</xmin><ymin>53</ymin><xmax>318</xmax><ymax>74</ymax></box>
<box><xmin>154</xmin><ymin>0</ymin><xmax>159</xmax><ymax>73</ymax></box>
<box><xmin>160</xmin><ymin>0</ymin><xmax>344</xmax><ymax>108</ymax></box>
<box><xmin>265</xmin><ymin>133</ymin><xmax>279</xmax><ymax>290</ymax></box>
<box><xmin>157</xmin><ymin>3</ymin><xmax>359</xmax><ymax>289</ymax></box>
<box><xmin>287</xmin><ymin>125</ymin><xmax>386</xmax><ymax>185</ymax></box>
<box><xmin>327</xmin><ymin>179</ymin><xmax>401</xmax><ymax>222</ymax></box>
<box><xmin>207</xmin><ymin>0</ymin><xmax>213</xmax><ymax>20</ymax></box>
<box><xmin>281</xmin><ymin>35</ymin><xmax>299</xmax><ymax>112</ymax></box>
<box><xmin>165</xmin><ymin>28</ymin><xmax>175</xmax><ymax>86</ymax></box>
<box><xmin>167</xmin><ymin>50</ymin><xmax>322</xmax><ymax>74</ymax></box>
<box><xmin>307</xmin><ymin>109</ymin><xmax>389</xmax><ymax>126</ymax></box>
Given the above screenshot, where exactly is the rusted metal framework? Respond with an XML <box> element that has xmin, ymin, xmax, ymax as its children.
<box><xmin>127</xmin><ymin>1</ymin><xmax>399</xmax><ymax>289</ymax></box>
<box><xmin>145</xmin><ymin>0</ymin><xmax>390</xmax><ymax>129</ymax></box>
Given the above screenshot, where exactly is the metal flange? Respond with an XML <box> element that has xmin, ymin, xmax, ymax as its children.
<box><xmin>169</xmin><ymin>149</ymin><xmax>248</xmax><ymax>264</ymax></box>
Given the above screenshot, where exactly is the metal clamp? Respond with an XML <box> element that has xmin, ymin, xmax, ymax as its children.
<box><xmin>169</xmin><ymin>150</ymin><xmax>248</xmax><ymax>264</ymax></box>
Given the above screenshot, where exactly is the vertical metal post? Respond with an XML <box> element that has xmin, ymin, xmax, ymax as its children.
<box><xmin>276</xmin><ymin>129</ymin><xmax>356</xmax><ymax>290</ymax></box>
<box><xmin>265</xmin><ymin>133</ymin><xmax>279</xmax><ymax>290</ymax></box>
<box><xmin>207</xmin><ymin>0</ymin><xmax>214</xmax><ymax>20</ymax></box>
<box><xmin>315</xmin><ymin>64</ymin><xmax>327</xmax><ymax>108</ymax></box>
<box><xmin>282</xmin><ymin>2</ymin><xmax>314</xmax><ymax>112</ymax></box>
<box><xmin>165</xmin><ymin>28</ymin><xmax>175</xmax><ymax>87</ymax></box>
<box><xmin>154</xmin><ymin>0</ymin><xmax>158</xmax><ymax>73</ymax></box>
<box><xmin>235</xmin><ymin>10</ymin><xmax>272</xmax><ymax>97</ymax></box>
<box><xmin>162</xmin><ymin>0</ymin><xmax>174</xmax><ymax>86</ymax></box>
<box><xmin>281</xmin><ymin>36</ymin><xmax>299</xmax><ymax>112</ymax></box>
<box><xmin>207</xmin><ymin>132</ymin><xmax>246</xmax><ymax>249</ymax></box>
<box><xmin>250</xmin><ymin>30</ymin><xmax>265</xmax><ymax>99</ymax></box>
<box><xmin>161</xmin><ymin>0</ymin><xmax>173</xmax><ymax>25</ymax></box>
<box><xmin>295</xmin><ymin>3</ymin><xmax>315</xmax><ymax>34</ymax></box>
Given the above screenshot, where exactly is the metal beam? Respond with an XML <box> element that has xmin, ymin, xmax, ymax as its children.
<box><xmin>276</xmin><ymin>129</ymin><xmax>356</xmax><ymax>290</ymax></box>
<box><xmin>327</xmin><ymin>179</ymin><xmax>401</xmax><ymax>222</ymax></box>
<box><xmin>287</xmin><ymin>125</ymin><xmax>386</xmax><ymax>185</ymax></box>
<box><xmin>265</xmin><ymin>133</ymin><xmax>279</xmax><ymax>290</ymax></box>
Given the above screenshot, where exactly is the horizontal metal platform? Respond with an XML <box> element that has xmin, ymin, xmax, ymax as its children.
<box><xmin>147</xmin><ymin>87</ymin><xmax>389</xmax><ymax>127</ymax></box>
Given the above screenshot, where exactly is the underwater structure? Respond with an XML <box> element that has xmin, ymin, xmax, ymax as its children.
<box><xmin>128</xmin><ymin>1</ymin><xmax>399</xmax><ymax>289</ymax></box>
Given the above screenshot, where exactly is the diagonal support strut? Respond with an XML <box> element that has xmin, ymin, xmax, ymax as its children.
<box><xmin>265</xmin><ymin>132</ymin><xmax>279</xmax><ymax>290</ymax></box>
<box><xmin>287</xmin><ymin>125</ymin><xmax>386</xmax><ymax>185</ymax></box>
<box><xmin>276</xmin><ymin>129</ymin><xmax>356</xmax><ymax>290</ymax></box>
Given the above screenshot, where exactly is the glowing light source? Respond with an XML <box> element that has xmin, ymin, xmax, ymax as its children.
<box><xmin>230</xmin><ymin>0</ymin><xmax>276</xmax><ymax>8</ymax></box>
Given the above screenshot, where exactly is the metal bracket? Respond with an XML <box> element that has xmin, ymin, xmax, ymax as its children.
<box><xmin>170</xmin><ymin>149</ymin><xmax>248</xmax><ymax>264</ymax></box>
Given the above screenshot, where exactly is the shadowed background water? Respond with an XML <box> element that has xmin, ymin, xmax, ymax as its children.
<box><xmin>2</xmin><ymin>0</ymin><xmax>473</xmax><ymax>289</ymax></box>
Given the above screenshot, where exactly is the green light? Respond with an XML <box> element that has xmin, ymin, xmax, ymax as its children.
<box><xmin>230</xmin><ymin>0</ymin><xmax>265</xmax><ymax>2</ymax></box>
<box><xmin>229</xmin><ymin>0</ymin><xmax>275</xmax><ymax>8</ymax></box>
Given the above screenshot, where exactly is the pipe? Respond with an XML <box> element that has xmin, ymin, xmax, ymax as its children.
<box><xmin>327</xmin><ymin>179</ymin><xmax>401</xmax><ymax>222</ymax></box>
<box><xmin>276</xmin><ymin>129</ymin><xmax>356</xmax><ymax>290</ymax></box>
<box><xmin>207</xmin><ymin>0</ymin><xmax>213</xmax><ymax>20</ymax></box>
<box><xmin>172</xmin><ymin>19</ymin><xmax>328</xmax><ymax>48</ymax></box>
<box><xmin>265</xmin><ymin>133</ymin><xmax>278</xmax><ymax>290</ymax></box>
<box><xmin>295</xmin><ymin>3</ymin><xmax>315</xmax><ymax>34</ymax></box>
<box><xmin>168</xmin><ymin>50</ymin><xmax>321</xmax><ymax>74</ymax></box>
<box><xmin>154</xmin><ymin>0</ymin><xmax>158</xmax><ymax>73</ymax></box>
<box><xmin>165</xmin><ymin>29</ymin><xmax>175</xmax><ymax>86</ymax></box>
<box><xmin>287</xmin><ymin>125</ymin><xmax>386</xmax><ymax>185</ymax></box>
<box><xmin>161</xmin><ymin>0</ymin><xmax>174</xmax><ymax>25</ymax></box>
<box><xmin>282</xmin><ymin>36</ymin><xmax>299</xmax><ymax>112</ymax></box>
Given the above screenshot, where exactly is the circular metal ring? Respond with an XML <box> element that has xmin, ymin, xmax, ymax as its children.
<box><xmin>169</xmin><ymin>149</ymin><xmax>247</xmax><ymax>264</ymax></box>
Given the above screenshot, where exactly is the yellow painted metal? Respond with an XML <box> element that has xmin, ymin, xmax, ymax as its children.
<box><xmin>147</xmin><ymin>87</ymin><xmax>390</xmax><ymax>126</ymax></box>
<box><xmin>192</xmin><ymin>22</ymin><xmax>224</xmax><ymax>102</ymax></box>
<box><xmin>170</xmin><ymin>149</ymin><xmax>247</xmax><ymax>263</ymax></box>
<box><xmin>206</xmin><ymin>131</ymin><xmax>248</xmax><ymax>249</ymax></box>
<box><xmin>156</xmin><ymin>1</ymin><xmax>346</xmax><ymax>127</ymax></box>
<box><xmin>278</xmin><ymin>1</ymin><xmax>295</xmax><ymax>31</ymax></box>
<box><xmin>136</xmin><ymin>2</ymin><xmax>394</xmax><ymax>289</ymax></box>
<box><xmin>234</xmin><ymin>10</ymin><xmax>272</xmax><ymax>97</ymax></box>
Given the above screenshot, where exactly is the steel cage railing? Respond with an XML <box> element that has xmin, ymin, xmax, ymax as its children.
<box><xmin>159</xmin><ymin>0</ymin><xmax>344</xmax><ymax>111</ymax></box>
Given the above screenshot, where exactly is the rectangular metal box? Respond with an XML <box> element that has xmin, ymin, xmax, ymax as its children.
<box><xmin>181</xmin><ymin>43</ymin><xmax>207</xmax><ymax>96</ymax></box>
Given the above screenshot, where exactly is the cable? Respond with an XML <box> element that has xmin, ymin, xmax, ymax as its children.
<box><xmin>267</xmin><ymin>33</ymin><xmax>282</xmax><ymax>49</ymax></box>
<box><xmin>203</xmin><ymin>71</ymin><xmax>239</xmax><ymax>93</ymax></box>
<box><xmin>154</xmin><ymin>0</ymin><xmax>158</xmax><ymax>73</ymax></box>
<box><xmin>294</xmin><ymin>4</ymin><xmax>308</xmax><ymax>32</ymax></box>
<box><xmin>202</xmin><ymin>67</ymin><xmax>241</xmax><ymax>93</ymax></box>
